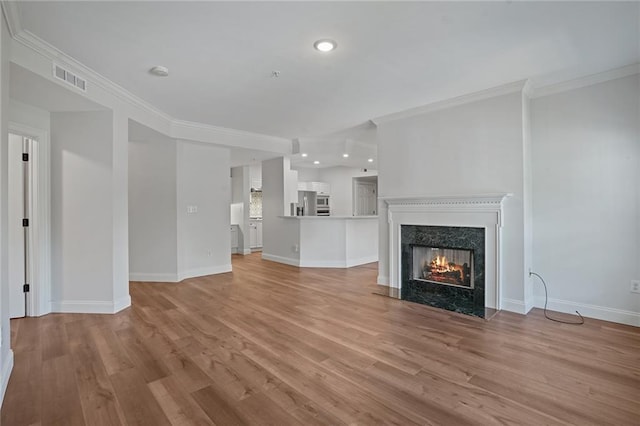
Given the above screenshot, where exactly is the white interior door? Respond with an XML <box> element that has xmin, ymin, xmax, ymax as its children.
<box><xmin>355</xmin><ymin>182</ymin><xmax>377</xmax><ymax>216</ymax></box>
<box><xmin>8</xmin><ymin>134</ymin><xmax>27</xmax><ymax>318</ymax></box>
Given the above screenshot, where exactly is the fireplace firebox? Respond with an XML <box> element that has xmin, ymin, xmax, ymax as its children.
<box><xmin>411</xmin><ymin>246</ymin><xmax>474</xmax><ymax>289</ymax></box>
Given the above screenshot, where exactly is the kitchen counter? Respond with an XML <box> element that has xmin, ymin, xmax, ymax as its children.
<box><xmin>264</xmin><ymin>215</ymin><xmax>378</xmax><ymax>268</ymax></box>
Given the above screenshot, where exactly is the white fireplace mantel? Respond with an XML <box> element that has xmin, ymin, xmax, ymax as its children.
<box><xmin>384</xmin><ymin>193</ymin><xmax>511</xmax><ymax>311</ymax></box>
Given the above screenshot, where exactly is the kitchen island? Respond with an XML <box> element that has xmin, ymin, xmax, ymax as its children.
<box><xmin>263</xmin><ymin>215</ymin><xmax>378</xmax><ymax>268</ymax></box>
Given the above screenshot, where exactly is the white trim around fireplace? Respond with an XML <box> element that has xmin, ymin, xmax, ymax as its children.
<box><xmin>383</xmin><ymin>194</ymin><xmax>511</xmax><ymax>311</ymax></box>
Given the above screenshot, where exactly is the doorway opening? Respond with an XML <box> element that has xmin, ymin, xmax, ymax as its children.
<box><xmin>8</xmin><ymin>126</ymin><xmax>51</xmax><ymax>318</ymax></box>
<box><xmin>353</xmin><ymin>176</ymin><xmax>378</xmax><ymax>216</ymax></box>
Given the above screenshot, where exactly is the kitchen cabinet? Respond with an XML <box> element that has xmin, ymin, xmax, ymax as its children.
<box><xmin>297</xmin><ymin>181</ymin><xmax>311</xmax><ymax>191</ymax></box>
<box><xmin>297</xmin><ymin>181</ymin><xmax>330</xmax><ymax>195</ymax></box>
<box><xmin>250</xmin><ymin>164</ymin><xmax>262</xmax><ymax>190</ymax></box>
<box><xmin>312</xmin><ymin>182</ymin><xmax>331</xmax><ymax>195</ymax></box>
<box><xmin>231</xmin><ymin>225</ymin><xmax>239</xmax><ymax>253</ymax></box>
<box><xmin>250</xmin><ymin>177</ymin><xmax>262</xmax><ymax>191</ymax></box>
<box><xmin>249</xmin><ymin>220</ymin><xmax>263</xmax><ymax>249</ymax></box>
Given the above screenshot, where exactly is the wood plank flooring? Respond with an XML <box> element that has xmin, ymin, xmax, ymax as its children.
<box><xmin>2</xmin><ymin>253</ymin><xmax>639</xmax><ymax>425</ymax></box>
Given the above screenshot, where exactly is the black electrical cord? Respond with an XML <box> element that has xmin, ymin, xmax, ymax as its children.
<box><xmin>529</xmin><ymin>271</ymin><xmax>584</xmax><ymax>325</ymax></box>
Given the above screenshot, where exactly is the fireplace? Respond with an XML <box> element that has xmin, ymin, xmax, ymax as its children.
<box><xmin>402</xmin><ymin>225</ymin><xmax>485</xmax><ymax>317</ymax></box>
<box><xmin>384</xmin><ymin>194</ymin><xmax>509</xmax><ymax>317</ymax></box>
<box><xmin>411</xmin><ymin>246</ymin><xmax>474</xmax><ymax>288</ymax></box>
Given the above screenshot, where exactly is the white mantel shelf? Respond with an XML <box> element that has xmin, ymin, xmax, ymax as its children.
<box><xmin>381</xmin><ymin>193</ymin><xmax>512</xmax><ymax>205</ymax></box>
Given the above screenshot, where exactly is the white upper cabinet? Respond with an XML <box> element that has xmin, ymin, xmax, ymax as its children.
<box><xmin>298</xmin><ymin>181</ymin><xmax>330</xmax><ymax>195</ymax></box>
<box><xmin>312</xmin><ymin>181</ymin><xmax>330</xmax><ymax>195</ymax></box>
<box><xmin>249</xmin><ymin>164</ymin><xmax>262</xmax><ymax>190</ymax></box>
<box><xmin>297</xmin><ymin>181</ymin><xmax>311</xmax><ymax>191</ymax></box>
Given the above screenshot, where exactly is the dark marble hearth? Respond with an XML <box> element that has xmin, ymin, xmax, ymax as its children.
<box><xmin>401</xmin><ymin>225</ymin><xmax>485</xmax><ymax>318</ymax></box>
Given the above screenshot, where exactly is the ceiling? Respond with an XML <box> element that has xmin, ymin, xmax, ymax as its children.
<box><xmin>15</xmin><ymin>1</ymin><xmax>639</xmax><ymax>143</ymax></box>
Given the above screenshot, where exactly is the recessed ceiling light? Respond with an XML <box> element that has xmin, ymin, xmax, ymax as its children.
<box><xmin>342</xmin><ymin>153</ymin><xmax>349</xmax><ymax>158</ymax></box>
<box><xmin>313</xmin><ymin>39</ymin><xmax>337</xmax><ymax>52</ymax></box>
<box><xmin>149</xmin><ymin>66</ymin><xmax>169</xmax><ymax>77</ymax></box>
<box><xmin>301</xmin><ymin>153</ymin><xmax>308</xmax><ymax>157</ymax></box>
<box><xmin>368</xmin><ymin>158</ymin><xmax>374</xmax><ymax>163</ymax></box>
<box><xmin>313</xmin><ymin>160</ymin><xmax>320</xmax><ymax>165</ymax></box>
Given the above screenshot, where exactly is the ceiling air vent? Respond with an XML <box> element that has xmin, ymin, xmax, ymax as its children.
<box><xmin>53</xmin><ymin>64</ymin><xmax>87</xmax><ymax>92</ymax></box>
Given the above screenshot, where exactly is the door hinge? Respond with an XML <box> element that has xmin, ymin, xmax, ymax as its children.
<box><xmin>22</xmin><ymin>218</ymin><xmax>29</xmax><ymax>227</ymax></box>
<box><xmin>22</xmin><ymin>153</ymin><xmax>29</xmax><ymax>161</ymax></box>
<box><xmin>23</xmin><ymin>283</ymin><xmax>30</xmax><ymax>293</ymax></box>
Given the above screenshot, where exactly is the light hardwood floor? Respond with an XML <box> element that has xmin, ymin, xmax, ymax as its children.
<box><xmin>2</xmin><ymin>253</ymin><xmax>639</xmax><ymax>425</ymax></box>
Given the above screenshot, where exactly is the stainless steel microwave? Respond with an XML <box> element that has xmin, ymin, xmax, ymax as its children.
<box><xmin>317</xmin><ymin>195</ymin><xmax>330</xmax><ymax>207</ymax></box>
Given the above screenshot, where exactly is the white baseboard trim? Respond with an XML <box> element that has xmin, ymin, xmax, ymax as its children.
<box><xmin>298</xmin><ymin>255</ymin><xmax>378</xmax><ymax>268</ymax></box>
<box><xmin>51</xmin><ymin>296</ymin><xmax>131</xmax><ymax>314</ymax></box>
<box><xmin>534</xmin><ymin>297</ymin><xmax>640</xmax><ymax>327</ymax></box>
<box><xmin>177</xmin><ymin>264</ymin><xmax>232</xmax><ymax>281</ymax></box>
<box><xmin>501</xmin><ymin>298</ymin><xmax>528</xmax><ymax>315</ymax></box>
<box><xmin>524</xmin><ymin>296</ymin><xmax>535</xmax><ymax>314</ymax></box>
<box><xmin>232</xmin><ymin>248</ymin><xmax>252</xmax><ymax>255</ymax></box>
<box><xmin>299</xmin><ymin>259</ymin><xmax>346</xmax><ymax>268</ymax></box>
<box><xmin>129</xmin><ymin>272</ymin><xmax>178</xmax><ymax>282</ymax></box>
<box><xmin>261</xmin><ymin>253</ymin><xmax>300</xmax><ymax>267</ymax></box>
<box><xmin>377</xmin><ymin>275</ymin><xmax>389</xmax><ymax>285</ymax></box>
<box><xmin>1</xmin><ymin>350</ymin><xmax>14</xmax><ymax>407</ymax></box>
<box><xmin>346</xmin><ymin>255</ymin><xmax>378</xmax><ymax>268</ymax></box>
<box><xmin>113</xmin><ymin>295</ymin><xmax>131</xmax><ymax>313</ymax></box>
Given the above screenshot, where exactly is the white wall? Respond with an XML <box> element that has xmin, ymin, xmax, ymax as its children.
<box><xmin>318</xmin><ymin>167</ymin><xmax>377</xmax><ymax>216</ymax></box>
<box><xmin>377</xmin><ymin>91</ymin><xmax>529</xmax><ymax>311</ymax></box>
<box><xmin>176</xmin><ymin>140</ymin><xmax>231</xmax><ymax>279</ymax></box>
<box><xmin>9</xmin><ymin>99</ymin><xmax>50</xmax><ymax>130</ymax></box>
<box><xmin>262</xmin><ymin>157</ymin><xmax>301</xmax><ymax>264</ymax></box>
<box><xmin>50</xmin><ymin>111</ymin><xmax>130</xmax><ymax>312</ymax></box>
<box><xmin>522</xmin><ymin>92</ymin><xmax>534</xmax><ymax>307</ymax></box>
<box><xmin>296</xmin><ymin>167</ymin><xmax>321</xmax><ymax>182</ymax></box>
<box><xmin>531</xmin><ymin>74</ymin><xmax>640</xmax><ymax>325</ymax></box>
<box><xmin>112</xmin><ymin>111</ymin><xmax>129</xmax><ymax>306</ymax></box>
<box><xmin>128</xmin><ymin>135</ymin><xmax>178</xmax><ymax>280</ymax></box>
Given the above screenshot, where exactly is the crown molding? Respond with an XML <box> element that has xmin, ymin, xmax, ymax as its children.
<box><xmin>6</xmin><ymin>22</ymin><xmax>291</xmax><ymax>151</ymax></box>
<box><xmin>370</xmin><ymin>62</ymin><xmax>640</xmax><ymax>126</ymax></box>
<box><xmin>1</xmin><ymin>1</ymin><xmax>22</xmax><ymax>38</ymax></box>
<box><xmin>14</xmin><ymin>30</ymin><xmax>174</xmax><ymax>122</ymax></box>
<box><xmin>372</xmin><ymin>80</ymin><xmax>529</xmax><ymax>126</ymax></box>
<box><xmin>171</xmin><ymin>119</ymin><xmax>291</xmax><ymax>153</ymax></box>
<box><xmin>529</xmin><ymin>63</ymin><xmax>640</xmax><ymax>99</ymax></box>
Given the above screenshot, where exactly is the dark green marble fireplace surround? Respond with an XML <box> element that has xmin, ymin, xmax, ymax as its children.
<box><xmin>401</xmin><ymin>225</ymin><xmax>485</xmax><ymax>318</ymax></box>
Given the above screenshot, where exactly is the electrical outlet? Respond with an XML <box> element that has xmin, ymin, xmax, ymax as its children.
<box><xmin>631</xmin><ymin>280</ymin><xmax>640</xmax><ymax>294</ymax></box>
